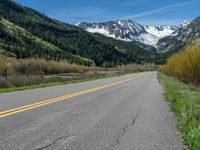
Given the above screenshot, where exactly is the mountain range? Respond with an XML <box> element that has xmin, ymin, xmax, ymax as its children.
<box><xmin>0</xmin><ymin>0</ymin><xmax>200</xmax><ymax>66</ymax></box>
<box><xmin>76</xmin><ymin>19</ymin><xmax>196</xmax><ymax>52</ymax></box>
<box><xmin>76</xmin><ymin>20</ymin><xmax>176</xmax><ymax>48</ymax></box>
<box><xmin>157</xmin><ymin>18</ymin><xmax>200</xmax><ymax>52</ymax></box>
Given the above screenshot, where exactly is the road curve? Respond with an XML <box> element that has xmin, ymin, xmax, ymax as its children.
<box><xmin>0</xmin><ymin>72</ymin><xmax>184</xmax><ymax>150</ymax></box>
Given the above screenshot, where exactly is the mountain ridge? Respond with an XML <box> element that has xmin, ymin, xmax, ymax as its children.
<box><xmin>76</xmin><ymin>19</ymin><xmax>178</xmax><ymax>48</ymax></box>
<box><xmin>156</xmin><ymin>17</ymin><xmax>200</xmax><ymax>52</ymax></box>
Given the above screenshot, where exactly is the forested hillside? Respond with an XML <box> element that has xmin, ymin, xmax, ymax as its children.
<box><xmin>0</xmin><ymin>0</ymin><xmax>160</xmax><ymax>66</ymax></box>
<box><xmin>91</xmin><ymin>33</ymin><xmax>157</xmax><ymax>64</ymax></box>
<box><xmin>0</xmin><ymin>17</ymin><xmax>95</xmax><ymax>66</ymax></box>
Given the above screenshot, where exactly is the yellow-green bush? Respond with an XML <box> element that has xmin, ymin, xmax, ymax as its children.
<box><xmin>159</xmin><ymin>40</ymin><xmax>200</xmax><ymax>84</ymax></box>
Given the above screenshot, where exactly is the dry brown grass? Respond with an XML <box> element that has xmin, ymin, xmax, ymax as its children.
<box><xmin>0</xmin><ymin>58</ymin><xmax>89</xmax><ymax>77</ymax></box>
<box><xmin>0</xmin><ymin>58</ymin><xmax>157</xmax><ymax>89</ymax></box>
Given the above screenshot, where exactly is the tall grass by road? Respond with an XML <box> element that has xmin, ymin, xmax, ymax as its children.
<box><xmin>158</xmin><ymin>73</ymin><xmax>200</xmax><ymax>150</ymax></box>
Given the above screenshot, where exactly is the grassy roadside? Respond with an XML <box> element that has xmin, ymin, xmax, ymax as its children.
<box><xmin>158</xmin><ymin>73</ymin><xmax>200</xmax><ymax>150</ymax></box>
<box><xmin>0</xmin><ymin>72</ymin><xmax>127</xmax><ymax>93</ymax></box>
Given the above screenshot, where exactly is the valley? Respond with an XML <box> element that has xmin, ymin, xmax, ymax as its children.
<box><xmin>0</xmin><ymin>0</ymin><xmax>200</xmax><ymax>150</ymax></box>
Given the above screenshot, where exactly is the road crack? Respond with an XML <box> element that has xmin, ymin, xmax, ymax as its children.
<box><xmin>109</xmin><ymin>108</ymin><xmax>141</xmax><ymax>149</ymax></box>
<box><xmin>35</xmin><ymin>133</ymin><xmax>80</xmax><ymax>150</ymax></box>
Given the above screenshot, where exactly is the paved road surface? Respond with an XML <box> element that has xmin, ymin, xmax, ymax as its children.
<box><xmin>0</xmin><ymin>72</ymin><xmax>185</xmax><ymax>150</ymax></box>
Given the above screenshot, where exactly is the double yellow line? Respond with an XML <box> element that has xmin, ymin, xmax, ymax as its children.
<box><xmin>0</xmin><ymin>74</ymin><xmax>144</xmax><ymax>118</ymax></box>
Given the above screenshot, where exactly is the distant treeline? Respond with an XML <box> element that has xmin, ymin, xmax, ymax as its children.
<box><xmin>109</xmin><ymin>64</ymin><xmax>157</xmax><ymax>73</ymax></box>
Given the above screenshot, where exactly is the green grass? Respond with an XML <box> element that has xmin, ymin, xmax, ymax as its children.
<box><xmin>158</xmin><ymin>73</ymin><xmax>200</xmax><ymax>150</ymax></box>
<box><xmin>0</xmin><ymin>72</ymin><xmax>125</xmax><ymax>93</ymax></box>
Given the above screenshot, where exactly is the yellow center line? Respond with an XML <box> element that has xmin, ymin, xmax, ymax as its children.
<box><xmin>0</xmin><ymin>74</ymin><xmax>145</xmax><ymax>118</ymax></box>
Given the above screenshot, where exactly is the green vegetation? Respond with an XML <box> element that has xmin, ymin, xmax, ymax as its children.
<box><xmin>159</xmin><ymin>39</ymin><xmax>200</xmax><ymax>85</ymax></box>
<box><xmin>158</xmin><ymin>73</ymin><xmax>200</xmax><ymax>150</ymax></box>
<box><xmin>91</xmin><ymin>33</ymin><xmax>157</xmax><ymax>65</ymax></box>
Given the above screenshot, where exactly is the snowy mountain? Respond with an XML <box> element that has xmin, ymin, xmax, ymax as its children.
<box><xmin>76</xmin><ymin>20</ymin><xmax>146</xmax><ymax>40</ymax></box>
<box><xmin>76</xmin><ymin>20</ymin><xmax>158</xmax><ymax>46</ymax></box>
<box><xmin>170</xmin><ymin>20</ymin><xmax>191</xmax><ymax>37</ymax></box>
<box><xmin>76</xmin><ymin>20</ymin><xmax>178</xmax><ymax>48</ymax></box>
<box><xmin>156</xmin><ymin>18</ymin><xmax>200</xmax><ymax>52</ymax></box>
<box><xmin>76</xmin><ymin>18</ymin><xmax>200</xmax><ymax>53</ymax></box>
<box><xmin>180</xmin><ymin>20</ymin><xmax>191</xmax><ymax>28</ymax></box>
<box><xmin>144</xmin><ymin>25</ymin><xmax>177</xmax><ymax>38</ymax></box>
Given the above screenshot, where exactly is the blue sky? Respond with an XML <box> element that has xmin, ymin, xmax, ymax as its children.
<box><xmin>16</xmin><ymin>0</ymin><xmax>200</xmax><ymax>25</ymax></box>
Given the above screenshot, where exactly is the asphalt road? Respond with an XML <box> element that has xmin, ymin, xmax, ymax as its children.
<box><xmin>0</xmin><ymin>72</ymin><xmax>185</xmax><ymax>150</ymax></box>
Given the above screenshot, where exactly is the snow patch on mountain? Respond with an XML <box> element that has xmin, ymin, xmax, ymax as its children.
<box><xmin>145</xmin><ymin>26</ymin><xmax>177</xmax><ymax>38</ymax></box>
<box><xmin>169</xmin><ymin>20</ymin><xmax>191</xmax><ymax>37</ymax></box>
<box><xmin>180</xmin><ymin>20</ymin><xmax>191</xmax><ymax>28</ymax></box>
<box><xmin>76</xmin><ymin>20</ymin><xmax>178</xmax><ymax>48</ymax></box>
<box><xmin>86</xmin><ymin>28</ymin><xmax>116</xmax><ymax>39</ymax></box>
<box><xmin>138</xmin><ymin>34</ymin><xmax>158</xmax><ymax>46</ymax></box>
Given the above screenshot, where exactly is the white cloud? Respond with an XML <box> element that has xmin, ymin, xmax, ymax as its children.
<box><xmin>121</xmin><ymin>0</ymin><xmax>198</xmax><ymax>19</ymax></box>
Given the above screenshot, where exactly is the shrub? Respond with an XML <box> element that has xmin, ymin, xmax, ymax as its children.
<box><xmin>111</xmin><ymin>64</ymin><xmax>157</xmax><ymax>73</ymax></box>
<box><xmin>159</xmin><ymin>39</ymin><xmax>200</xmax><ymax>84</ymax></box>
<box><xmin>0</xmin><ymin>58</ymin><xmax>89</xmax><ymax>76</ymax></box>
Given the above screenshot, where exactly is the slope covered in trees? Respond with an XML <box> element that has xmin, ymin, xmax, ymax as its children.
<box><xmin>0</xmin><ymin>17</ymin><xmax>94</xmax><ymax>66</ymax></box>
